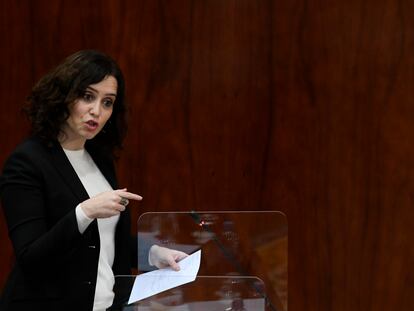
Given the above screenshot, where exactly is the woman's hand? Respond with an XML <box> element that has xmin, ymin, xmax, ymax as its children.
<box><xmin>80</xmin><ymin>188</ymin><xmax>142</xmax><ymax>219</ymax></box>
<box><xmin>149</xmin><ymin>245</ymin><xmax>188</xmax><ymax>271</ymax></box>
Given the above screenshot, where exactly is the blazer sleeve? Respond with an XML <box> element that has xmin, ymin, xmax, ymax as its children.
<box><xmin>0</xmin><ymin>147</ymin><xmax>83</xmax><ymax>272</ymax></box>
<box><xmin>137</xmin><ymin>234</ymin><xmax>158</xmax><ymax>271</ymax></box>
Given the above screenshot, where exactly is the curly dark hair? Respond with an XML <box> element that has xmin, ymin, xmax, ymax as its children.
<box><xmin>24</xmin><ymin>50</ymin><xmax>127</xmax><ymax>156</ymax></box>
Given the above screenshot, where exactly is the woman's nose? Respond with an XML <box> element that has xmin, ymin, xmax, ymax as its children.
<box><xmin>89</xmin><ymin>101</ymin><xmax>101</xmax><ymax>116</ymax></box>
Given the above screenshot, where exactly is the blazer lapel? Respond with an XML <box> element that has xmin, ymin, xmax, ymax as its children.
<box><xmin>47</xmin><ymin>141</ymin><xmax>90</xmax><ymax>202</ymax></box>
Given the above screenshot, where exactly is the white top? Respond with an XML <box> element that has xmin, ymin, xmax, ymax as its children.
<box><xmin>63</xmin><ymin>148</ymin><xmax>119</xmax><ymax>311</ymax></box>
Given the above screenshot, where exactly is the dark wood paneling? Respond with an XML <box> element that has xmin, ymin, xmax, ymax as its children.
<box><xmin>1</xmin><ymin>1</ymin><xmax>413</xmax><ymax>310</ymax></box>
<box><xmin>267</xmin><ymin>1</ymin><xmax>414</xmax><ymax>310</ymax></box>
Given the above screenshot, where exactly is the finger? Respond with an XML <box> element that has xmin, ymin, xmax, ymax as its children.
<box><xmin>167</xmin><ymin>258</ymin><xmax>180</xmax><ymax>271</ymax></box>
<box><xmin>110</xmin><ymin>201</ymin><xmax>125</xmax><ymax>212</ymax></box>
<box><xmin>104</xmin><ymin>209</ymin><xmax>121</xmax><ymax>217</ymax></box>
<box><xmin>115</xmin><ymin>190</ymin><xmax>143</xmax><ymax>201</ymax></box>
<box><xmin>110</xmin><ymin>209</ymin><xmax>121</xmax><ymax>216</ymax></box>
<box><xmin>116</xmin><ymin>204</ymin><xmax>126</xmax><ymax>212</ymax></box>
<box><xmin>119</xmin><ymin>197</ymin><xmax>129</xmax><ymax>206</ymax></box>
<box><xmin>171</xmin><ymin>251</ymin><xmax>187</xmax><ymax>261</ymax></box>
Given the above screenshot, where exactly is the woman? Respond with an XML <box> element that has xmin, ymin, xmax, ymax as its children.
<box><xmin>0</xmin><ymin>50</ymin><xmax>187</xmax><ymax>311</ymax></box>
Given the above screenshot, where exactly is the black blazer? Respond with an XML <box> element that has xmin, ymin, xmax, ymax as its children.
<box><xmin>0</xmin><ymin>137</ymin><xmax>134</xmax><ymax>311</ymax></box>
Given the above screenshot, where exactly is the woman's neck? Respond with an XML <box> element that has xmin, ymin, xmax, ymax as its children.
<box><xmin>58</xmin><ymin>133</ymin><xmax>86</xmax><ymax>150</ymax></box>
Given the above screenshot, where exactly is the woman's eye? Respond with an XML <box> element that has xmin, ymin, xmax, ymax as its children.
<box><xmin>103</xmin><ymin>99</ymin><xmax>114</xmax><ymax>108</ymax></box>
<box><xmin>83</xmin><ymin>93</ymin><xmax>94</xmax><ymax>102</ymax></box>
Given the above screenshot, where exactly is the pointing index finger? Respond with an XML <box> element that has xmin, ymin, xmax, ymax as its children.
<box><xmin>116</xmin><ymin>189</ymin><xmax>143</xmax><ymax>201</ymax></box>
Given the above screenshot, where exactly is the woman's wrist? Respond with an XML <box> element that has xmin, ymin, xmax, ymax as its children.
<box><xmin>75</xmin><ymin>204</ymin><xmax>94</xmax><ymax>233</ymax></box>
<box><xmin>148</xmin><ymin>244</ymin><xmax>159</xmax><ymax>265</ymax></box>
<box><xmin>79</xmin><ymin>201</ymin><xmax>94</xmax><ymax>219</ymax></box>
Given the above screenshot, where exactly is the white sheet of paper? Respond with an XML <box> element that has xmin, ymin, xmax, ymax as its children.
<box><xmin>128</xmin><ymin>250</ymin><xmax>201</xmax><ymax>305</ymax></box>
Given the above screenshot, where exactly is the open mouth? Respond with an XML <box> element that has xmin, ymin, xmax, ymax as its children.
<box><xmin>85</xmin><ymin>120</ymin><xmax>99</xmax><ymax>130</ymax></box>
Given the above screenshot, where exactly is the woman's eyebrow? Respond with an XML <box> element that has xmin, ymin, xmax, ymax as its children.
<box><xmin>87</xmin><ymin>86</ymin><xmax>117</xmax><ymax>97</ymax></box>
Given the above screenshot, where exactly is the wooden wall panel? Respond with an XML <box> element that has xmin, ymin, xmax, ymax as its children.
<box><xmin>0</xmin><ymin>1</ymin><xmax>413</xmax><ymax>310</ymax></box>
<box><xmin>268</xmin><ymin>1</ymin><xmax>414</xmax><ymax>310</ymax></box>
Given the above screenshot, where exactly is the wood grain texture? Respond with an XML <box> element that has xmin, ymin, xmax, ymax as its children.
<box><xmin>0</xmin><ymin>0</ymin><xmax>413</xmax><ymax>310</ymax></box>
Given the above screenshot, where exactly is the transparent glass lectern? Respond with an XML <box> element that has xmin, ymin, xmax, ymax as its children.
<box><xmin>113</xmin><ymin>275</ymin><xmax>266</xmax><ymax>310</ymax></box>
<box><xmin>114</xmin><ymin>211</ymin><xmax>287</xmax><ymax>311</ymax></box>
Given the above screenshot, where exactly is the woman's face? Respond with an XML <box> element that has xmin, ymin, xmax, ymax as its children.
<box><xmin>60</xmin><ymin>75</ymin><xmax>117</xmax><ymax>149</ymax></box>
